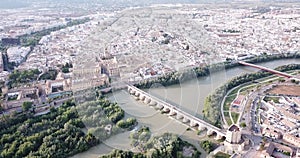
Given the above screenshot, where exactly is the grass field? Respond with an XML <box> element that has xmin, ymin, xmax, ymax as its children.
<box><xmin>231</xmin><ymin>112</ymin><xmax>239</xmax><ymax>124</ymax></box>
<box><xmin>223</xmin><ymin>112</ymin><xmax>232</xmax><ymax>125</ymax></box>
<box><xmin>263</xmin><ymin>96</ymin><xmax>280</xmax><ymax>103</ymax></box>
<box><xmin>224</xmin><ymin>95</ymin><xmax>236</xmax><ymax>111</ymax></box>
<box><xmin>267</xmin><ymin>85</ymin><xmax>300</xmax><ymax>96</ymax></box>
<box><xmin>214</xmin><ymin>152</ymin><xmax>231</xmax><ymax>158</ymax></box>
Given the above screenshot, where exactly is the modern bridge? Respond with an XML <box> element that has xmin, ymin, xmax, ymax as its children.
<box><xmin>238</xmin><ymin>61</ymin><xmax>293</xmax><ymax>78</ymax></box>
<box><xmin>127</xmin><ymin>85</ymin><xmax>226</xmax><ymax>140</ymax></box>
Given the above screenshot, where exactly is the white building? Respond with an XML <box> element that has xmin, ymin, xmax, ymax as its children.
<box><xmin>7</xmin><ymin>46</ymin><xmax>31</xmax><ymax>64</ymax></box>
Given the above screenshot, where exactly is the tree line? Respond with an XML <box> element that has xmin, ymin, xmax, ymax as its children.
<box><xmin>7</xmin><ymin>69</ymin><xmax>41</xmax><ymax>88</ymax></box>
<box><xmin>19</xmin><ymin>18</ymin><xmax>90</xmax><ymax>47</ymax></box>
<box><xmin>135</xmin><ymin>53</ymin><xmax>300</xmax><ymax>89</ymax></box>
<box><xmin>0</xmin><ymin>100</ymin><xmax>94</xmax><ymax>158</ymax></box>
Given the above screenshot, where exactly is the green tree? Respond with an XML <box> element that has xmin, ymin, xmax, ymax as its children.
<box><xmin>22</xmin><ymin>101</ymin><xmax>33</xmax><ymax>112</ymax></box>
<box><xmin>62</xmin><ymin>67</ymin><xmax>70</xmax><ymax>73</ymax></box>
<box><xmin>240</xmin><ymin>122</ymin><xmax>247</xmax><ymax>128</ymax></box>
<box><xmin>200</xmin><ymin>140</ymin><xmax>214</xmax><ymax>153</ymax></box>
<box><xmin>16</xmin><ymin>141</ymin><xmax>34</xmax><ymax>157</ymax></box>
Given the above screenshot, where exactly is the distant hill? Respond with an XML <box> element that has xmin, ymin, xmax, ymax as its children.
<box><xmin>0</xmin><ymin>0</ymin><xmax>29</xmax><ymax>9</ymax></box>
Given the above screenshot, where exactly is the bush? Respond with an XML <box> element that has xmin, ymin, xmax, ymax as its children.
<box><xmin>200</xmin><ymin>140</ymin><xmax>214</xmax><ymax>153</ymax></box>
<box><xmin>240</xmin><ymin>122</ymin><xmax>246</xmax><ymax>128</ymax></box>
<box><xmin>116</xmin><ymin>118</ymin><xmax>137</xmax><ymax>129</ymax></box>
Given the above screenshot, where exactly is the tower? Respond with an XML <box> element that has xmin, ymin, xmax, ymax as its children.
<box><xmin>226</xmin><ymin>124</ymin><xmax>242</xmax><ymax>144</ymax></box>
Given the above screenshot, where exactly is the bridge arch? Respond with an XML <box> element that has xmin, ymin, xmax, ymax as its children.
<box><xmin>162</xmin><ymin>107</ymin><xmax>170</xmax><ymax>113</ymax></box>
<box><xmin>193</xmin><ymin>123</ymin><xmax>200</xmax><ymax>129</ymax></box>
<box><xmin>134</xmin><ymin>91</ymin><xmax>140</xmax><ymax>97</ymax></box>
<box><xmin>207</xmin><ymin>129</ymin><xmax>216</xmax><ymax>136</ymax></box>
<box><xmin>182</xmin><ymin>117</ymin><xmax>190</xmax><ymax>123</ymax></box>
<box><xmin>215</xmin><ymin>134</ymin><xmax>226</xmax><ymax>140</ymax></box>
<box><xmin>190</xmin><ymin>120</ymin><xmax>198</xmax><ymax>127</ymax></box>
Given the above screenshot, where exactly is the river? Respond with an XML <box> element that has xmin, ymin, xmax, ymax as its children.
<box><xmin>72</xmin><ymin>58</ymin><xmax>300</xmax><ymax>158</ymax></box>
<box><xmin>144</xmin><ymin>58</ymin><xmax>300</xmax><ymax>117</ymax></box>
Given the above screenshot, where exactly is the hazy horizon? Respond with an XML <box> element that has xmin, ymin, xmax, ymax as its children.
<box><xmin>1</xmin><ymin>0</ymin><xmax>297</xmax><ymax>10</ymax></box>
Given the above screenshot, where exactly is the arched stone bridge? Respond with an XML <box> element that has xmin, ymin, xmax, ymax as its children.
<box><xmin>127</xmin><ymin>85</ymin><xmax>226</xmax><ymax>140</ymax></box>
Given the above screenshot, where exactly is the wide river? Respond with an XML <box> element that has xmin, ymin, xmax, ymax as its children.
<box><xmin>72</xmin><ymin>58</ymin><xmax>300</xmax><ymax>158</ymax></box>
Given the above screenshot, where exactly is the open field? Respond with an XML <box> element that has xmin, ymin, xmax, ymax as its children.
<box><xmin>224</xmin><ymin>95</ymin><xmax>236</xmax><ymax>111</ymax></box>
<box><xmin>214</xmin><ymin>152</ymin><xmax>231</xmax><ymax>158</ymax></box>
<box><xmin>267</xmin><ymin>85</ymin><xmax>300</xmax><ymax>96</ymax></box>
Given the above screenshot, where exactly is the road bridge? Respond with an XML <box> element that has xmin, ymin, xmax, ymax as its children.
<box><xmin>238</xmin><ymin>61</ymin><xmax>293</xmax><ymax>78</ymax></box>
<box><xmin>127</xmin><ymin>85</ymin><xmax>226</xmax><ymax>140</ymax></box>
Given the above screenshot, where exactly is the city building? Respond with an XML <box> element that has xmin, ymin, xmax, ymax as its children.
<box><xmin>99</xmin><ymin>56</ymin><xmax>120</xmax><ymax>78</ymax></box>
<box><xmin>262</xmin><ymin>127</ymin><xmax>282</xmax><ymax>140</ymax></box>
<box><xmin>72</xmin><ymin>65</ymin><xmax>109</xmax><ymax>91</ymax></box>
<box><xmin>296</xmin><ymin>148</ymin><xmax>300</xmax><ymax>158</ymax></box>
<box><xmin>231</xmin><ymin>95</ymin><xmax>245</xmax><ymax>108</ymax></box>
<box><xmin>6</xmin><ymin>46</ymin><xmax>31</xmax><ymax>65</ymax></box>
<box><xmin>45</xmin><ymin>79</ymin><xmax>72</xmax><ymax>94</ymax></box>
<box><xmin>283</xmin><ymin>134</ymin><xmax>300</xmax><ymax>147</ymax></box>
<box><xmin>4</xmin><ymin>87</ymin><xmax>40</xmax><ymax>110</ymax></box>
<box><xmin>261</xmin><ymin>142</ymin><xmax>294</xmax><ymax>158</ymax></box>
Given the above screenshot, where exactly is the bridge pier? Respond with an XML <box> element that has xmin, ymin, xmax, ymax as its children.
<box><xmin>176</xmin><ymin>114</ymin><xmax>183</xmax><ymax>119</ymax></box>
<box><xmin>156</xmin><ymin>104</ymin><xmax>164</xmax><ymax>110</ymax></box>
<box><xmin>128</xmin><ymin>87</ymin><xmax>132</xmax><ymax>93</ymax></box>
<box><xmin>129</xmin><ymin>89</ymin><xmax>135</xmax><ymax>95</ymax></box>
<box><xmin>149</xmin><ymin>101</ymin><xmax>157</xmax><ymax>106</ymax></box>
<box><xmin>144</xmin><ymin>98</ymin><xmax>151</xmax><ymax>104</ymax></box>
<box><xmin>134</xmin><ymin>96</ymin><xmax>139</xmax><ymax>100</ymax></box>
<box><xmin>183</xmin><ymin>117</ymin><xmax>190</xmax><ymax>123</ymax></box>
<box><xmin>190</xmin><ymin>121</ymin><xmax>197</xmax><ymax>127</ymax></box>
<box><xmin>139</xmin><ymin>95</ymin><xmax>145</xmax><ymax>101</ymax></box>
<box><xmin>198</xmin><ymin>125</ymin><xmax>206</xmax><ymax>131</ymax></box>
<box><xmin>135</xmin><ymin>91</ymin><xmax>140</xmax><ymax>97</ymax></box>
